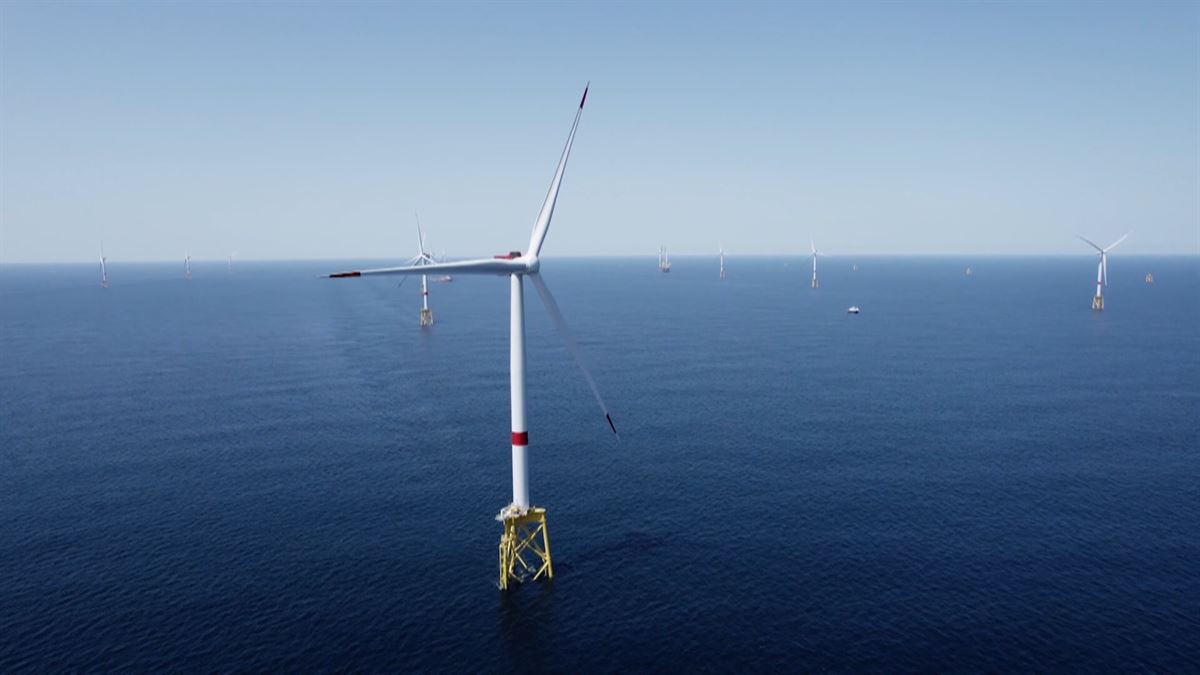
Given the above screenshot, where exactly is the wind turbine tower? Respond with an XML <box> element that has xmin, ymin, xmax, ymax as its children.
<box><xmin>1078</xmin><ymin>233</ymin><xmax>1128</xmax><ymax>310</ymax></box>
<box><xmin>99</xmin><ymin>243</ymin><xmax>108</xmax><ymax>289</ymax></box>
<box><xmin>809</xmin><ymin>240</ymin><xmax>823</xmax><ymax>288</ymax></box>
<box><xmin>185</xmin><ymin>253</ymin><xmax>192</xmax><ymax>280</ymax></box>
<box><xmin>414</xmin><ymin>215</ymin><xmax>436</xmax><ymax>327</ymax></box>
<box><xmin>658</xmin><ymin>245</ymin><xmax>671</xmax><ymax>272</ymax></box>
<box><xmin>324</xmin><ymin>85</ymin><xmax>617</xmax><ymax>589</ymax></box>
<box><xmin>719</xmin><ymin>244</ymin><xmax>726</xmax><ymax>280</ymax></box>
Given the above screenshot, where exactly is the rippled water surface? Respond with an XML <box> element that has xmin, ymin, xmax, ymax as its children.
<box><xmin>1</xmin><ymin>256</ymin><xmax>1198</xmax><ymax>671</ymax></box>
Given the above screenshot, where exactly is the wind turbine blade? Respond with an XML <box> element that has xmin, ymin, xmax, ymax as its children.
<box><xmin>1077</xmin><ymin>235</ymin><xmax>1104</xmax><ymax>253</ymax></box>
<box><xmin>527</xmin><ymin>83</ymin><xmax>588</xmax><ymax>259</ymax></box>
<box><xmin>1104</xmin><ymin>232</ymin><xmax>1129</xmax><ymax>252</ymax></box>
<box><xmin>323</xmin><ymin>257</ymin><xmax>527</xmax><ymax>278</ymax></box>
<box><xmin>1103</xmin><ymin>254</ymin><xmax>1108</xmax><ymax>286</ymax></box>
<box><xmin>529</xmin><ymin>273</ymin><xmax>619</xmax><ymax>439</ymax></box>
<box><xmin>811</xmin><ymin>240</ymin><xmax>816</xmax><ymax>255</ymax></box>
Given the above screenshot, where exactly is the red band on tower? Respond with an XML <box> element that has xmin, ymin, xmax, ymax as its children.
<box><xmin>512</xmin><ymin>431</ymin><xmax>528</xmax><ymax>446</ymax></box>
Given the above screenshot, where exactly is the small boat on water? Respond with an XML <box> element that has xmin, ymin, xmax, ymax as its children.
<box><xmin>1145</xmin><ymin>273</ymin><xmax>1154</xmax><ymax>284</ymax></box>
<box><xmin>433</xmin><ymin>275</ymin><xmax>454</xmax><ymax>283</ymax></box>
<box><xmin>847</xmin><ymin>306</ymin><xmax>860</xmax><ymax>314</ymax></box>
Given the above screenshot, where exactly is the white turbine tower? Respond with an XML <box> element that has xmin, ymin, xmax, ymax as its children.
<box><xmin>99</xmin><ymin>243</ymin><xmax>108</xmax><ymax>289</ymax></box>
<box><xmin>413</xmin><ymin>214</ymin><xmax>436</xmax><ymax>327</ymax></box>
<box><xmin>719</xmin><ymin>243</ymin><xmax>726</xmax><ymax>280</ymax></box>
<box><xmin>185</xmin><ymin>252</ymin><xmax>192</xmax><ymax>280</ymax></box>
<box><xmin>809</xmin><ymin>240</ymin><xmax>823</xmax><ymax>289</ymax></box>
<box><xmin>1078</xmin><ymin>233</ymin><xmax>1128</xmax><ymax>310</ymax></box>
<box><xmin>658</xmin><ymin>244</ymin><xmax>671</xmax><ymax>272</ymax></box>
<box><xmin>324</xmin><ymin>84</ymin><xmax>617</xmax><ymax>589</ymax></box>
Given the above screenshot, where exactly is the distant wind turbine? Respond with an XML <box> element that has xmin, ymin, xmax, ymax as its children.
<box><xmin>323</xmin><ymin>84</ymin><xmax>616</xmax><ymax>589</ymax></box>
<box><xmin>809</xmin><ymin>240</ymin><xmax>825</xmax><ymax>289</ymax></box>
<box><xmin>185</xmin><ymin>252</ymin><xmax>192</xmax><ymax>280</ymax></box>
<box><xmin>1078</xmin><ymin>233</ymin><xmax>1128</xmax><ymax>311</ymax></box>
<box><xmin>719</xmin><ymin>243</ymin><xmax>726</xmax><ymax>280</ymax></box>
<box><xmin>413</xmin><ymin>214</ymin><xmax>436</xmax><ymax>327</ymax></box>
<box><xmin>99</xmin><ymin>243</ymin><xmax>108</xmax><ymax>289</ymax></box>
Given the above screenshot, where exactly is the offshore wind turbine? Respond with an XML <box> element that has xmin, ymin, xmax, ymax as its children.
<box><xmin>809</xmin><ymin>240</ymin><xmax>824</xmax><ymax>288</ymax></box>
<box><xmin>413</xmin><ymin>215</ymin><xmax>436</xmax><ymax>327</ymax></box>
<box><xmin>324</xmin><ymin>84</ymin><xmax>617</xmax><ymax>589</ymax></box>
<box><xmin>99</xmin><ymin>243</ymin><xmax>108</xmax><ymax>289</ymax></box>
<box><xmin>719</xmin><ymin>243</ymin><xmax>726</xmax><ymax>280</ymax></box>
<box><xmin>1078</xmin><ymin>233</ymin><xmax>1128</xmax><ymax>310</ymax></box>
<box><xmin>185</xmin><ymin>252</ymin><xmax>192</xmax><ymax>280</ymax></box>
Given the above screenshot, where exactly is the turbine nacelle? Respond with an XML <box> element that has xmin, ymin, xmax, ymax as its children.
<box><xmin>493</xmin><ymin>250</ymin><xmax>540</xmax><ymax>273</ymax></box>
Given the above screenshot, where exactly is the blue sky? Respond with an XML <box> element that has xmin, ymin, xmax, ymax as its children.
<box><xmin>1</xmin><ymin>1</ymin><xmax>1196</xmax><ymax>262</ymax></box>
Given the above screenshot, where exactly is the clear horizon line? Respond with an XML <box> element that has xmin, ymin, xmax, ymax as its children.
<box><xmin>2</xmin><ymin>252</ymin><xmax>1197</xmax><ymax>265</ymax></box>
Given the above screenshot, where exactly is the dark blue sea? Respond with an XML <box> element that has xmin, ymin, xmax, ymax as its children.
<box><xmin>1</xmin><ymin>256</ymin><xmax>1198</xmax><ymax>672</ymax></box>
